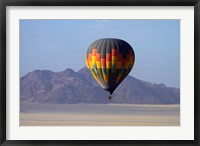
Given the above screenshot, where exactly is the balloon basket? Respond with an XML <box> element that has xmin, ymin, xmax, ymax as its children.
<box><xmin>108</xmin><ymin>95</ymin><xmax>112</xmax><ymax>100</ymax></box>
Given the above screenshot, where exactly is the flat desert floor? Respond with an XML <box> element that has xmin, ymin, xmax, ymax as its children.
<box><xmin>20</xmin><ymin>104</ymin><xmax>180</xmax><ymax>126</ymax></box>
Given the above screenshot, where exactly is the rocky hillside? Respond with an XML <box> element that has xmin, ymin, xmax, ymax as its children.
<box><xmin>20</xmin><ymin>67</ymin><xmax>180</xmax><ymax>104</ymax></box>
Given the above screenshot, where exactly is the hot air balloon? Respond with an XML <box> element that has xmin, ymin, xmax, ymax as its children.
<box><xmin>85</xmin><ymin>38</ymin><xmax>135</xmax><ymax>100</ymax></box>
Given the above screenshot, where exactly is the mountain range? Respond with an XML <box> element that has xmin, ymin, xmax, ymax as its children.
<box><xmin>20</xmin><ymin>67</ymin><xmax>180</xmax><ymax>104</ymax></box>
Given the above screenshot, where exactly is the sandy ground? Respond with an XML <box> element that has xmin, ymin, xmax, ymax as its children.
<box><xmin>20</xmin><ymin>104</ymin><xmax>180</xmax><ymax>126</ymax></box>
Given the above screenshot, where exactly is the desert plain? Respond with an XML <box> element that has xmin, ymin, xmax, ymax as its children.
<box><xmin>20</xmin><ymin>103</ymin><xmax>180</xmax><ymax>126</ymax></box>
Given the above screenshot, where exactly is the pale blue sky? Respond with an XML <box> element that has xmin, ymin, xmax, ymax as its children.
<box><xmin>20</xmin><ymin>19</ymin><xmax>180</xmax><ymax>88</ymax></box>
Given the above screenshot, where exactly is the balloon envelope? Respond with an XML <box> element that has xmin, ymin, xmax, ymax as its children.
<box><xmin>85</xmin><ymin>38</ymin><xmax>135</xmax><ymax>94</ymax></box>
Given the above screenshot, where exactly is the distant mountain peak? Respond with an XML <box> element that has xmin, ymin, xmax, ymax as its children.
<box><xmin>78</xmin><ymin>66</ymin><xmax>88</xmax><ymax>74</ymax></box>
<box><xmin>64</xmin><ymin>68</ymin><xmax>75</xmax><ymax>73</ymax></box>
<box><xmin>20</xmin><ymin>67</ymin><xmax>180</xmax><ymax>104</ymax></box>
<box><xmin>62</xmin><ymin>68</ymin><xmax>76</xmax><ymax>76</ymax></box>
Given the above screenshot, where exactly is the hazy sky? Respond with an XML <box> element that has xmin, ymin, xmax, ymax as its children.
<box><xmin>20</xmin><ymin>19</ymin><xmax>180</xmax><ymax>88</ymax></box>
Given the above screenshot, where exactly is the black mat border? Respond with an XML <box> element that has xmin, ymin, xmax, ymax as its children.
<box><xmin>0</xmin><ymin>0</ymin><xmax>199</xmax><ymax>145</ymax></box>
